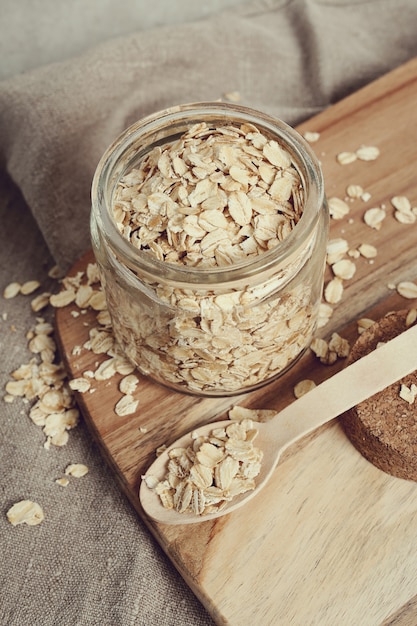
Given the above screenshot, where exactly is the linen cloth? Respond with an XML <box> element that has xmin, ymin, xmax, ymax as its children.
<box><xmin>1</xmin><ymin>1</ymin><xmax>417</xmax><ymax>625</ymax></box>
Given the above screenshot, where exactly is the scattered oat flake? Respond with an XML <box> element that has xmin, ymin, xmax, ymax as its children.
<box><xmin>357</xmin><ymin>318</ymin><xmax>375</xmax><ymax>334</ymax></box>
<box><xmin>303</xmin><ymin>131</ymin><xmax>320</xmax><ymax>143</ymax></box>
<box><xmin>31</xmin><ymin>292</ymin><xmax>51</xmax><ymax>312</ymax></box>
<box><xmin>93</xmin><ymin>358</ymin><xmax>118</xmax><ymax>381</ymax></box>
<box><xmin>364</xmin><ymin>207</ymin><xmax>386</xmax><ymax>230</ymax></box>
<box><xmin>331</xmin><ymin>259</ymin><xmax>356</xmax><ymax>280</ymax></box>
<box><xmin>89</xmin><ymin>291</ymin><xmax>107</xmax><ymax>311</ymax></box>
<box><xmin>35</xmin><ymin>321</ymin><xmax>54</xmax><ymax>335</ymax></box>
<box><xmin>5</xmin><ymin>379</ymin><xmax>29</xmax><ymax>397</ymax></box>
<box><xmin>119</xmin><ymin>374</ymin><xmax>139</xmax><ymax>395</ymax></box>
<box><xmin>20</xmin><ymin>280</ymin><xmax>41</xmax><ymax>295</ymax></box>
<box><xmin>86</xmin><ymin>262</ymin><xmax>101</xmax><ymax>285</ymax></box>
<box><xmin>356</xmin><ymin>145</ymin><xmax>380</xmax><ymax>161</ymax></box>
<box><xmin>324</xmin><ymin>277</ymin><xmax>344</xmax><ymax>304</ymax></box>
<box><xmin>317</xmin><ymin>302</ymin><xmax>333</xmax><ymax>328</ymax></box>
<box><xmin>326</xmin><ymin>238</ymin><xmax>349</xmax><ymax>265</ymax></box>
<box><xmin>392</xmin><ymin>196</ymin><xmax>416</xmax><ymax>224</ymax></box>
<box><xmin>336</xmin><ymin>151</ymin><xmax>357</xmax><ymax>165</ymax></box>
<box><xmin>391</xmin><ymin>195</ymin><xmax>411</xmax><ymax>212</ymax></box>
<box><xmin>311</xmin><ymin>333</ymin><xmax>349</xmax><ymax>365</ymax></box>
<box><xmin>397</xmin><ymin>282</ymin><xmax>417</xmax><ymax>299</ymax></box>
<box><xmin>7</xmin><ymin>500</ymin><xmax>45</xmax><ymax>526</ymax></box>
<box><xmin>65</xmin><ymin>463</ymin><xmax>89</xmax><ymax>477</ymax></box>
<box><xmin>406</xmin><ymin>309</ymin><xmax>417</xmax><ymax>326</ymax></box>
<box><xmin>43</xmin><ymin>411</ymin><xmax>78</xmax><ymax>446</ymax></box>
<box><xmin>358</xmin><ymin>243</ymin><xmax>377</xmax><ymax>259</ymax></box>
<box><xmin>115</xmin><ymin>394</ymin><xmax>139</xmax><ymax>416</ymax></box>
<box><xmin>89</xmin><ymin>329</ymin><xmax>114</xmax><ymax>354</ymax></box>
<box><xmin>395</xmin><ymin>210</ymin><xmax>416</xmax><ymax>224</ymax></box>
<box><xmin>50</xmin><ymin>289</ymin><xmax>76</xmax><ymax>308</ymax></box>
<box><xmin>294</xmin><ymin>379</ymin><xmax>316</xmax><ymax>398</ymax></box>
<box><xmin>391</xmin><ymin>196</ymin><xmax>417</xmax><ymax>224</ymax></box>
<box><xmin>3</xmin><ymin>282</ymin><xmax>21</xmax><ymax>299</ymax></box>
<box><xmin>328</xmin><ymin>332</ymin><xmax>350</xmax><ymax>358</ymax></box>
<box><xmin>346</xmin><ymin>184</ymin><xmax>364</xmax><ymax>199</ymax></box>
<box><xmin>310</xmin><ymin>337</ymin><xmax>328</xmax><ymax>359</ymax></box>
<box><xmin>69</xmin><ymin>377</ymin><xmax>91</xmax><ymax>393</ymax></box>
<box><xmin>114</xmin><ymin>358</ymin><xmax>135</xmax><ymax>376</ymax></box>
<box><xmin>75</xmin><ymin>284</ymin><xmax>93</xmax><ymax>308</ymax></box>
<box><xmin>328</xmin><ymin>197</ymin><xmax>350</xmax><ymax>220</ymax></box>
<box><xmin>348</xmin><ymin>248</ymin><xmax>360</xmax><ymax>259</ymax></box>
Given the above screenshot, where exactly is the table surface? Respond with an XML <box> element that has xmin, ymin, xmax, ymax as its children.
<box><xmin>55</xmin><ymin>58</ymin><xmax>417</xmax><ymax>626</ymax></box>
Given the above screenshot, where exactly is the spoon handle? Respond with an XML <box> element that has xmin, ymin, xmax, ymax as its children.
<box><xmin>270</xmin><ymin>322</ymin><xmax>417</xmax><ymax>451</ymax></box>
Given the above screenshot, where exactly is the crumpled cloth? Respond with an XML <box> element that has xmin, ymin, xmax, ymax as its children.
<box><xmin>1</xmin><ymin>2</ymin><xmax>417</xmax><ymax>626</ymax></box>
<box><xmin>1</xmin><ymin>0</ymin><xmax>417</xmax><ymax>270</ymax></box>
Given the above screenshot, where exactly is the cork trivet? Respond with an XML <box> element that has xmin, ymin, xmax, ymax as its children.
<box><xmin>341</xmin><ymin>310</ymin><xmax>417</xmax><ymax>481</ymax></box>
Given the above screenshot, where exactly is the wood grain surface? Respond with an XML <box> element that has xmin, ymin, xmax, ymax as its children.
<box><xmin>56</xmin><ymin>58</ymin><xmax>417</xmax><ymax>625</ymax></box>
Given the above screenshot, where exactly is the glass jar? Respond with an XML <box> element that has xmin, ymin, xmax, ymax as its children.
<box><xmin>90</xmin><ymin>102</ymin><xmax>328</xmax><ymax>397</ymax></box>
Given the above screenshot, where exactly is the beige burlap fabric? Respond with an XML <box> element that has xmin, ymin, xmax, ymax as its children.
<box><xmin>1</xmin><ymin>1</ymin><xmax>417</xmax><ymax>624</ymax></box>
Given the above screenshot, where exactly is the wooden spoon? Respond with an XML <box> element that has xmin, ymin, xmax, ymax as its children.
<box><xmin>140</xmin><ymin>322</ymin><xmax>417</xmax><ymax>525</ymax></box>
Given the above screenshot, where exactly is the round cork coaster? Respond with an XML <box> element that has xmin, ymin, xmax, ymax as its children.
<box><xmin>340</xmin><ymin>310</ymin><xmax>417</xmax><ymax>481</ymax></box>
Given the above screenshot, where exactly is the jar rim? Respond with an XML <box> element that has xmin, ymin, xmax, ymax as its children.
<box><xmin>91</xmin><ymin>101</ymin><xmax>325</xmax><ymax>285</ymax></box>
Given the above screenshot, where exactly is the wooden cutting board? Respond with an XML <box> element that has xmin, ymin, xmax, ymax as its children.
<box><xmin>56</xmin><ymin>58</ymin><xmax>417</xmax><ymax>625</ymax></box>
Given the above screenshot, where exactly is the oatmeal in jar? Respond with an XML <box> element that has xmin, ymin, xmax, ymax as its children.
<box><xmin>91</xmin><ymin>103</ymin><xmax>328</xmax><ymax>396</ymax></box>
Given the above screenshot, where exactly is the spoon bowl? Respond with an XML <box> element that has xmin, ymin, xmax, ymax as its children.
<box><xmin>140</xmin><ymin>322</ymin><xmax>417</xmax><ymax>525</ymax></box>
